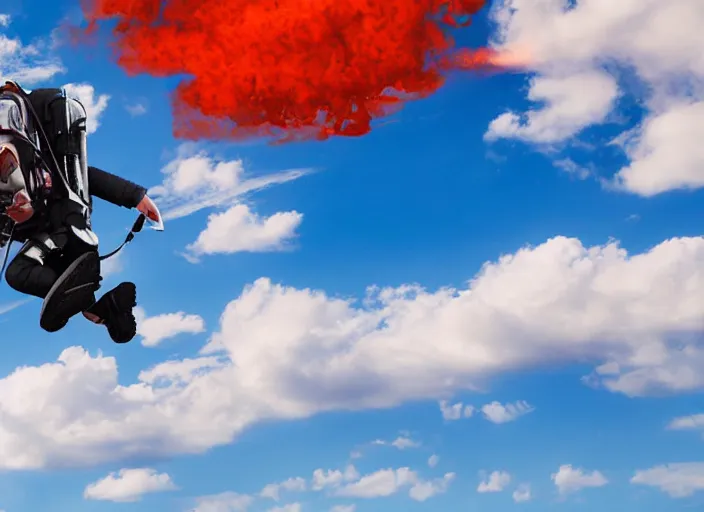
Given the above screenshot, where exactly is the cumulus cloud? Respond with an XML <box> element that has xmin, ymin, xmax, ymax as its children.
<box><xmin>0</xmin><ymin>235</ymin><xmax>700</xmax><ymax>469</ymax></box>
<box><xmin>260</xmin><ymin>477</ymin><xmax>306</xmax><ymax>501</ymax></box>
<box><xmin>83</xmin><ymin>468</ymin><xmax>176</xmax><ymax>502</ymax></box>
<box><xmin>126</xmin><ymin>102</ymin><xmax>147</xmax><ymax>116</ymax></box>
<box><xmin>513</xmin><ymin>483</ymin><xmax>532</xmax><ymax>502</ymax></box>
<box><xmin>148</xmin><ymin>144</ymin><xmax>310</xmax><ymax>221</ymax></box>
<box><xmin>631</xmin><ymin>463</ymin><xmax>704</xmax><ymax>498</ymax></box>
<box><xmin>100</xmin><ymin>250</ymin><xmax>123</xmax><ymax>279</ymax></box>
<box><xmin>409</xmin><ymin>473</ymin><xmax>455</xmax><ymax>501</ymax></box>
<box><xmin>0</xmin><ymin>15</ymin><xmax>64</xmax><ymax>86</ymax></box>
<box><xmin>552</xmin><ymin>465</ymin><xmax>608</xmax><ymax>495</ymax></box>
<box><xmin>484</xmin><ymin>70</ymin><xmax>619</xmax><ymax>144</ymax></box>
<box><xmin>486</xmin><ymin>0</ymin><xmax>704</xmax><ymax>195</ymax></box>
<box><xmin>137</xmin><ymin>356</ymin><xmax>228</xmax><ymax>386</ymax></box>
<box><xmin>439</xmin><ymin>400</ymin><xmax>474</xmax><ymax>420</ymax></box>
<box><xmin>481</xmin><ymin>401</ymin><xmax>535</xmax><ymax>424</ymax></box>
<box><xmin>439</xmin><ymin>400</ymin><xmax>533</xmax><ymax>423</ymax></box>
<box><xmin>192</xmin><ymin>492</ymin><xmax>253</xmax><ymax>512</ymax></box>
<box><xmin>134</xmin><ymin>306</ymin><xmax>206</xmax><ymax>347</ymax></box>
<box><xmin>613</xmin><ymin>101</ymin><xmax>704</xmax><ymax>195</ymax></box>
<box><xmin>667</xmin><ymin>414</ymin><xmax>704</xmax><ymax>432</ymax></box>
<box><xmin>184</xmin><ymin>204</ymin><xmax>303</xmax><ymax>261</ymax></box>
<box><xmin>334</xmin><ymin>467</ymin><xmax>452</xmax><ymax>502</ymax></box>
<box><xmin>477</xmin><ymin>471</ymin><xmax>511</xmax><ymax>493</ymax></box>
<box><xmin>336</xmin><ymin>468</ymin><xmax>416</xmax><ymax>498</ymax></box>
<box><xmin>312</xmin><ymin>466</ymin><xmax>360</xmax><ymax>491</ymax></box>
<box><xmin>372</xmin><ymin>435</ymin><xmax>420</xmax><ymax>450</ymax></box>
<box><xmin>62</xmin><ymin>83</ymin><xmax>110</xmax><ymax>135</ymax></box>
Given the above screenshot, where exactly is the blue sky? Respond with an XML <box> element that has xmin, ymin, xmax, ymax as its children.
<box><xmin>0</xmin><ymin>1</ymin><xmax>702</xmax><ymax>511</ymax></box>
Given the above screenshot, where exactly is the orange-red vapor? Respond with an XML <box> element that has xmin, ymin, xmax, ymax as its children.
<box><xmin>82</xmin><ymin>0</ymin><xmax>494</xmax><ymax>142</ymax></box>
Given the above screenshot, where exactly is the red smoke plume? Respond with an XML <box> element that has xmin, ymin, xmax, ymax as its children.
<box><xmin>82</xmin><ymin>0</ymin><xmax>501</xmax><ymax>142</ymax></box>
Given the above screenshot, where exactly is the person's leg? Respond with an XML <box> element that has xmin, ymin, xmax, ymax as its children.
<box><xmin>5</xmin><ymin>251</ymin><xmax>59</xmax><ymax>299</ymax></box>
<box><xmin>4</xmin><ymin>230</ymin><xmax>81</xmax><ymax>298</ymax></box>
<box><xmin>32</xmin><ymin>229</ymin><xmax>102</xmax><ymax>332</ymax></box>
<box><xmin>84</xmin><ymin>282</ymin><xmax>138</xmax><ymax>343</ymax></box>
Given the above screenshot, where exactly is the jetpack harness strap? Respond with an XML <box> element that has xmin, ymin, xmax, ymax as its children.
<box><xmin>0</xmin><ymin>215</ymin><xmax>14</xmax><ymax>284</ymax></box>
<box><xmin>99</xmin><ymin>213</ymin><xmax>145</xmax><ymax>261</ymax></box>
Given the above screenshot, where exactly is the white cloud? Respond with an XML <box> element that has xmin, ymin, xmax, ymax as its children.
<box><xmin>137</xmin><ymin>356</ymin><xmax>228</xmax><ymax>386</ymax></box>
<box><xmin>484</xmin><ymin>70</ymin><xmax>619</xmax><ymax>144</ymax></box>
<box><xmin>0</xmin><ymin>235</ymin><xmax>700</xmax><ymax>469</ymax></box>
<box><xmin>372</xmin><ymin>435</ymin><xmax>420</xmax><ymax>450</ymax></box>
<box><xmin>613</xmin><ymin>101</ymin><xmax>704</xmax><ymax>195</ymax></box>
<box><xmin>486</xmin><ymin>0</ymin><xmax>704</xmax><ymax>195</ymax></box>
<box><xmin>631</xmin><ymin>463</ymin><xmax>704</xmax><ymax>498</ymax></box>
<box><xmin>439</xmin><ymin>400</ymin><xmax>474</xmax><ymax>420</ymax></box>
<box><xmin>312</xmin><ymin>466</ymin><xmax>360</xmax><ymax>491</ymax></box>
<box><xmin>668</xmin><ymin>414</ymin><xmax>704</xmax><ymax>431</ymax></box>
<box><xmin>330</xmin><ymin>506</ymin><xmax>355</xmax><ymax>512</ymax></box>
<box><xmin>193</xmin><ymin>492</ymin><xmax>253</xmax><ymax>512</ymax></box>
<box><xmin>477</xmin><ymin>470</ymin><xmax>511</xmax><ymax>493</ymax></box>
<box><xmin>100</xmin><ymin>251</ymin><xmax>123</xmax><ymax>279</ymax></box>
<box><xmin>428</xmin><ymin>455</ymin><xmax>439</xmax><ymax>468</ymax></box>
<box><xmin>0</xmin><ymin>298</ymin><xmax>32</xmax><ymax>315</ymax></box>
<box><xmin>481</xmin><ymin>401</ymin><xmax>534</xmax><ymax>424</ymax></box>
<box><xmin>134</xmin><ymin>306</ymin><xmax>206</xmax><ymax>347</ymax></box>
<box><xmin>184</xmin><ymin>204</ymin><xmax>302</xmax><ymax>261</ymax></box>
<box><xmin>513</xmin><ymin>483</ymin><xmax>532</xmax><ymax>502</ymax></box>
<box><xmin>552</xmin><ymin>465</ymin><xmax>608</xmax><ymax>495</ymax></box>
<box><xmin>126</xmin><ymin>102</ymin><xmax>147</xmax><ymax>116</ymax></box>
<box><xmin>0</xmin><ymin>16</ymin><xmax>65</xmax><ymax>86</ymax></box>
<box><xmin>336</xmin><ymin>468</ymin><xmax>416</xmax><ymax>498</ymax></box>
<box><xmin>440</xmin><ymin>400</ymin><xmax>534</xmax><ymax>423</ymax></box>
<box><xmin>62</xmin><ymin>83</ymin><xmax>110</xmax><ymax>135</ymax></box>
<box><xmin>409</xmin><ymin>472</ymin><xmax>455</xmax><ymax>501</ymax></box>
<box><xmin>267</xmin><ymin>504</ymin><xmax>301</xmax><ymax>512</ymax></box>
<box><xmin>392</xmin><ymin>436</ymin><xmax>419</xmax><ymax>449</ymax></box>
<box><xmin>554</xmin><ymin>158</ymin><xmax>592</xmax><ymax>180</ymax></box>
<box><xmin>261</xmin><ymin>477</ymin><xmax>306</xmax><ymax>501</ymax></box>
<box><xmin>83</xmin><ymin>468</ymin><xmax>176</xmax><ymax>502</ymax></box>
<box><xmin>148</xmin><ymin>145</ymin><xmax>310</xmax><ymax>221</ymax></box>
<box><xmin>334</xmin><ymin>467</ymin><xmax>450</xmax><ymax>502</ymax></box>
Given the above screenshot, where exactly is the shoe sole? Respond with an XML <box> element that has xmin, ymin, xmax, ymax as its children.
<box><xmin>39</xmin><ymin>251</ymin><xmax>100</xmax><ymax>333</ymax></box>
<box><xmin>106</xmin><ymin>282</ymin><xmax>137</xmax><ymax>343</ymax></box>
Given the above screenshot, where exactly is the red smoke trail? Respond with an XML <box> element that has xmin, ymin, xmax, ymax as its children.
<box><xmin>81</xmin><ymin>0</ymin><xmax>505</xmax><ymax>142</ymax></box>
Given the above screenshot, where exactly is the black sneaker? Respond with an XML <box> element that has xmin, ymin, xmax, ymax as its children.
<box><xmin>85</xmin><ymin>282</ymin><xmax>137</xmax><ymax>343</ymax></box>
<box><xmin>40</xmin><ymin>251</ymin><xmax>101</xmax><ymax>333</ymax></box>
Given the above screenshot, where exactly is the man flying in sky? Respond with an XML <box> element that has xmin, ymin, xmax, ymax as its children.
<box><xmin>0</xmin><ymin>80</ymin><xmax>163</xmax><ymax>343</ymax></box>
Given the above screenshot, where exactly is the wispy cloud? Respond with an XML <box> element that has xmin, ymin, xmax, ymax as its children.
<box><xmin>126</xmin><ymin>103</ymin><xmax>147</xmax><ymax>116</ymax></box>
<box><xmin>0</xmin><ymin>298</ymin><xmax>32</xmax><ymax>315</ymax></box>
<box><xmin>161</xmin><ymin>169</ymin><xmax>310</xmax><ymax>221</ymax></box>
<box><xmin>148</xmin><ymin>146</ymin><xmax>312</xmax><ymax>221</ymax></box>
<box><xmin>0</xmin><ymin>15</ymin><xmax>65</xmax><ymax>86</ymax></box>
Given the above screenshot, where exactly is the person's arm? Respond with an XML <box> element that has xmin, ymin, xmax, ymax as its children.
<box><xmin>88</xmin><ymin>166</ymin><xmax>163</xmax><ymax>225</ymax></box>
<box><xmin>88</xmin><ymin>166</ymin><xmax>146</xmax><ymax>209</ymax></box>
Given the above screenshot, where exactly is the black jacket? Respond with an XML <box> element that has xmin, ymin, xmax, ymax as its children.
<box><xmin>8</xmin><ymin>167</ymin><xmax>147</xmax><ymax>244</ymax></box>
<box><xmin>88</xmin><ymin>166</ymin><xmax>146</xmax><ymax>209</ymax></box>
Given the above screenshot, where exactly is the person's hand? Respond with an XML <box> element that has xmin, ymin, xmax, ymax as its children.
<box><xmin>6</xmin><ymin>189</ymin><xmax>33</xmax><ymax>223</ymax></box>
<box><xmin>136</xmin><ymin>194</ymin><xmax>163</xmax><ymax>230</ymax></box>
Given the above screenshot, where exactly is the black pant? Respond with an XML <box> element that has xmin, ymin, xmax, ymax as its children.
<box><xmin>5</xmin><ymin>199</ymin><xmax>97</xmax><ymax>299</ymax></box>
<box><xmin>5</xmin><ymin>240</ymin><xmax>96</xmax><ymax>299</ymax></box>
